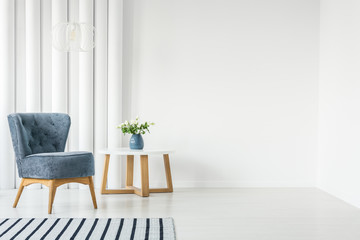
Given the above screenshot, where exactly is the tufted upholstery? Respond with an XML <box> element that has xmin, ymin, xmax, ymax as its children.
<box><xmin>8</xmin><ymin>113</ymin><xmax>94</xmax><ymax>179</ymax></box>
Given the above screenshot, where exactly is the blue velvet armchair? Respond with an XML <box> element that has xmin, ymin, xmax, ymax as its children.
<box><xmin>8</xmin><ymin>113</ymin><xmax>97</xmax><ymax>214</ymax></box>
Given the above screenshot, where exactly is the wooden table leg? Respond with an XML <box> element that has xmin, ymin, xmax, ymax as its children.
<box><xmin>100</xmin><ymin>154</ymin><xmax>135</xmax><ymax>195</ymax></box>
<box><xmin>163</xmin><ymin>154</ymin><xmax>173</xmax><ymax>192</ymax></box>
<box><xmin>101</xmin><ymin>154</ymin><xmax>110</xmax><ymax>194</ymax></box>
<box><xmin>126</xmin><ymin>155</ymin><xmax>134</xmax><ymax>187</ymax></box>
<box><xmin>140</xmin><ymin>155</ymin><xmax>150</xmax><ymax>197</ymax></box>
<box><xmin>100</xmin><ymin>153</ymin><xmax>173</xmax><ymax>196</ymax></box>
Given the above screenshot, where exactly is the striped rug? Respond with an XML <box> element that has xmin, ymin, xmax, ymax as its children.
<box><xmin>0</xmin><ymin>218</ymin><xmax>175</xmax><ymax>240</ymax></box>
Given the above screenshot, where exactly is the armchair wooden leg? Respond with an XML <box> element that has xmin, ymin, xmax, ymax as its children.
<box><xmin>51</xmin><ymin>187</ymin><xmax>57</xmax><ymax>206</ymax></box>
<box><xmin>88</xmin><ymin>176</ymin><xmax>98</xmax><ymax>209</ymax></box>
<box><xmin>13</xmin><ymin>179</ymin><xmax>25</xmax><ymax>208</ymax></box>
<box><xmin>48</xmin><ymin>180</ymin><xmax>56</xmax><ymax>214</ymax></box>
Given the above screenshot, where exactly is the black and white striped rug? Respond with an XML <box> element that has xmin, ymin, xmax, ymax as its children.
<box><xmin>0</xmin><ymin>218</ymin><xmax>175</xmax><ymax>240</ymax></box>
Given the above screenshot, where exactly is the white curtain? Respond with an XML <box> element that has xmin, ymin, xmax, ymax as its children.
<box><xmin>0</xmin><ymin>0</ymin><xmax>124</xmax><ymax>190</ymax></box>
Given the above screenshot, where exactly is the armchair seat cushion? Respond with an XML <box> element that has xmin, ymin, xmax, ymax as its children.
<box><xmin>19</xmin><ymin>151</ymin><xmax>94</xmax><ymax>179</ymax></box>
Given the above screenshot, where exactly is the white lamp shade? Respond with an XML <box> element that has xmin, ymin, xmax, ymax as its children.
<box><xmin>52</xmin><ymin>22</ymin><xmax>95</xmax><ymax>52</ymax></box>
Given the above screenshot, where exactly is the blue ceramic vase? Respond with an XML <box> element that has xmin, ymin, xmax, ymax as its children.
<box><xmin>130</xmin><ymin>134</ymin><xmax>144</xmax><ymax>149</ymax></box>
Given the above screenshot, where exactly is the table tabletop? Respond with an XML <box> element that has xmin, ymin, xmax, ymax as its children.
<box><xmin>98</xmin><ymin>148</ymin><xmax>175</xmax><ymax>156</ymax></box>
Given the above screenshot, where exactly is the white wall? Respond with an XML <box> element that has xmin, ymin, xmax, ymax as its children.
<box><xmin>318</xmin><ymin>0</ymin><xmax>360</xmax><ymax>207</ymax></box>
<box><xmin>0</xmin><ymin>0</ymin><xmax>323</xmax><ymax>190</ymax></box>
<box><xmin>123</xmin><ymin>0</ymin><xmax>320</xmax><ymax>187</ymax></box>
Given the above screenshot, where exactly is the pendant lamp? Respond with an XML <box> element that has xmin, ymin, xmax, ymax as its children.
<box><xmin>52</xmin><ymin>22</ymin><xmax>95</xmax><ymax>52</ymax></box>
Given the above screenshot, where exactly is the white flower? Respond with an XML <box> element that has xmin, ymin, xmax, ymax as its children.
<box><xmin>125</xmin><ymin>120</ymin><xmax>129</xmax><ymax>125</ymax></box>
<box><xmin>136</xmin><ymin>116</ymin><xmax>139</xmax><ymax>120</ymax></box>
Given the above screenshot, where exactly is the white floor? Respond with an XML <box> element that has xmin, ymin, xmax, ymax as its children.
<box><xmin>1</xmin><ymin>188</ymin><xmax>360</xmax><ymax>239</ymax></box>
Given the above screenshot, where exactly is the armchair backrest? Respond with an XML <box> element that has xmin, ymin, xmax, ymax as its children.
<box><xmin>7</xmin><ymin>113</ymin><xmax>71</xmax><ymax>162</ymax></box>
